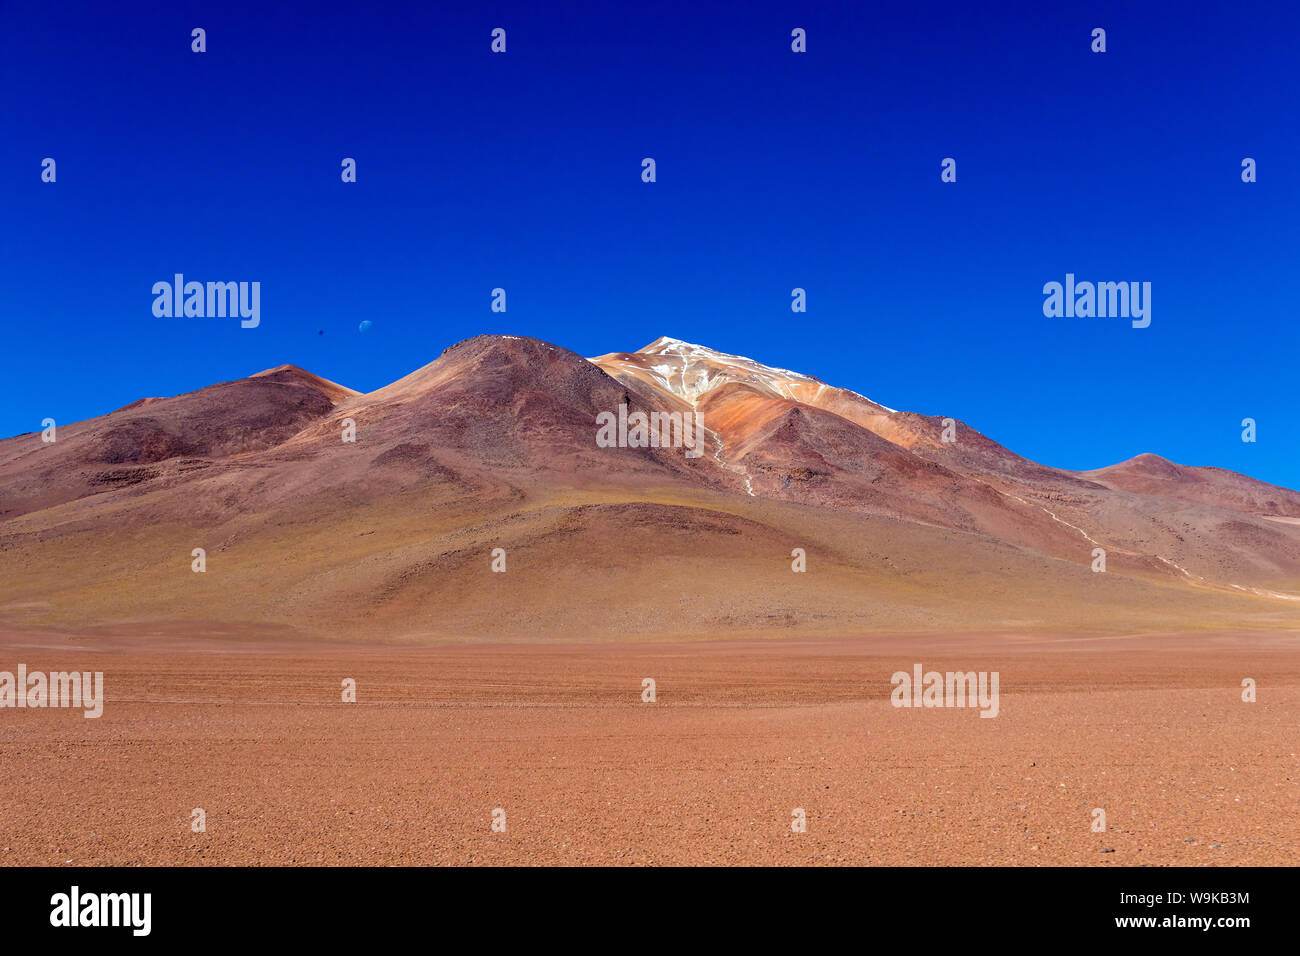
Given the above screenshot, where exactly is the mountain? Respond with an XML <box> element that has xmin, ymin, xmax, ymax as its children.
<box><xmin>0</xmin><ymin>365</ymin><xmax>357</xmax><ymax>521</ymax></box>
<box><xmin>1</xmin><ymin>334</ymin><xmax>1297</xmax><ymax>642</ymax></box>
<box><xmin>1084</xmin><ymin>452</ymin><xmax>1300</xmax><ymax>518</ymax></box>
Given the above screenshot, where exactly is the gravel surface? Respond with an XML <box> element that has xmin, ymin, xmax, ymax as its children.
<box><xmin>0</xmin><ymin>630</ymin><xmax>1295</xmax><ymax>865</ymax></box>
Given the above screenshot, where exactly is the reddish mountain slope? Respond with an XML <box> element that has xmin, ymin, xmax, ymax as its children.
<box><xmin>0</xmin><ymin>333</ymin><xmax>1296</xmax><ymax>641</ymax></box>
<box><xmin>0</xmin><ymin>366</ymin><xmax>355</xmax><ymax>520</ymax></box>
<box><xmin>1084</xmin><ymin>453</ymin><xmax>1300</xmax><ymax>518</ymax></box>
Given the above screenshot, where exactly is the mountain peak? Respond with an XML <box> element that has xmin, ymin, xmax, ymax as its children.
<box><xmin>1098</xmin><ymin>452</ymin><xmax>1181</xmax><ymax>477</ymax></box>
<box><xmin>249</xmin><ymin>364</ymin><xmax>359</xmax><ymax>403</ymax></box>
<box><xmin>635</xmin><ymin>336</ymin><xmax>795</xmax><ymax>369</ymax></box>
<box><xmin>251</xmin><ymin>363</ymin><xmax>309</xmax><ymax>377</ymax></box>
<box><xmin>597</xmin><ymin>336</ymin><xmax>897</xmax><ymax>413</ymax></box>
<box><xmin>638</xmin><ymin>335</ymin><xmax>691</xmax><ymax>352</ymax></box>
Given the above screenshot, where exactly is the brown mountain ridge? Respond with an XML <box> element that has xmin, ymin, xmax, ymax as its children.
<box><xmin>1</xmin><ymin>333</ymin><xmax>1297</xmax><ymax>642</ymax></box>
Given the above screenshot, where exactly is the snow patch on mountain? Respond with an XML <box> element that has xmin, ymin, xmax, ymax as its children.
<box><xmin>595</xmin><ymin>336</ymin><xmax>898</xmax><ymax>413</ymax></box>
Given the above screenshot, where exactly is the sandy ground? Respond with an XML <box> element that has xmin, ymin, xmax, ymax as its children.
<box><xmin>0</xmin><ymin>627</ymin><xmax>1296</xmax><ymax>866</ymax></box>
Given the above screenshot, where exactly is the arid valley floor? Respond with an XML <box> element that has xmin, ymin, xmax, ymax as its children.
<box><xmin>1</xmin><ymin>626</ymin><xmax>1295</xmax><ymax>866</ymax></box>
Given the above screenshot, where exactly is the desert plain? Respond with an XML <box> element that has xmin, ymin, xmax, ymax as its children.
<box><xmin>0</xmin><ymin>625</ymin><xmax>1295</xmax><ymax>866</ymax></box>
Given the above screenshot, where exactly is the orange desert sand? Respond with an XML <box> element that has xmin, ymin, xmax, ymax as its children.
<box><xmin>0</xmin><ymin>627</ymin><xmax>1296</xmax><ymax>866</ymax></box>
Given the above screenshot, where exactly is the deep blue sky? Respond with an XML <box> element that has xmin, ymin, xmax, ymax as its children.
<box><xmin>4</xmin><ymin>0</ymin><xmax>1297</xmax><ymax>487</ymax></box>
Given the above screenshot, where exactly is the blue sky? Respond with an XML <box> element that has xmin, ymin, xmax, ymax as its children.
<box><xmin>3</xmin><ymin>0</ymin><xmax>1297</xmax><ymax>487</ymax></box>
